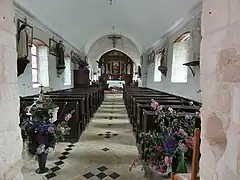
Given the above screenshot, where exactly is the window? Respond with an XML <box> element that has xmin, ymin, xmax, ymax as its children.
<box><xmin>171</xmin><ymin>32</ymin><xmax>190</xmax><ymax>83</ymax></box>
<box><xmin>154</xmin><ymin>53</ymin><xmax>162</xmax><ymax>82</ymax></box>
<box><xmin>31</xmin><ymin>44</ymin><xmax>38</xmax><ymax>83</ymax></box>
<box><xmin>64</xmin><ymin>57</ymin><xmax>72</xmax><ymax>85</ymax></box>
<box><xmin>31</xmin><ymin>39</ymin><xmax>49</xmax><ymax>88</ymax></box>
<box><xmin>38</xmin><ymin>46</ymin><xmax>49</xmax><ymax>87</ymax></box>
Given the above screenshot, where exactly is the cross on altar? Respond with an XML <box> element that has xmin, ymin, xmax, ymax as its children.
<box><xmin>108</xmin><ymin>35</ymin><xmax>121</xmax><ymax>48</ymax></box>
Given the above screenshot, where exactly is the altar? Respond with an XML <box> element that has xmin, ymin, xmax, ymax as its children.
<box><xmin>107</xmin><ymin>80</ymin><xmax>125</xmax><ymax>89</ymax></box>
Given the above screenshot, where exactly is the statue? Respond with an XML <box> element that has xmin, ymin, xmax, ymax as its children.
<box><xmin>56</xmin><ymin>40</ymin><xmax>65</xmax><ymax>75</ymax></box>
<box><xmin>101</xmin><ymin>64</ymin><xmax>105</xmax><ymax>74</ymax></box>
<box><xmin>17</xmin><ymin>18</ymin><xmax>30</xmax><ymax>77</ymax></box>
<box><xmin>158</xmin><ymin>48</ymin><xmax>168</xmax><ymax>76</ymax></box>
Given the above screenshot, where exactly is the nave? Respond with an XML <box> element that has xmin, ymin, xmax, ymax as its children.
<box><xmin>22</xmin><ymin>94</ymin><xmax>145</xmax><ymax>180</ymax></box>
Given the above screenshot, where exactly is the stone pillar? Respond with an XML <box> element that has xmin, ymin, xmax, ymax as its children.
<box><xmin>200</xmin><ymin>0</ymin><xmax>240</xmax><ymax>179</ymax></box>
<box><xmin>0</xmin><ymin>0</ymin><xmax>23</xmax><ymax>179</ymax></box>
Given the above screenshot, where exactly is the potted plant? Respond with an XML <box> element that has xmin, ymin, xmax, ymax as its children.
<box><xmin>131</xmin><ymin>99</ymin><xmax>199</xmax><ymax>179</ymax></box>
<box><xmin>20</xmin><ymin>90</ymin><xmax>73</xmax><ymax>174</ymax></box>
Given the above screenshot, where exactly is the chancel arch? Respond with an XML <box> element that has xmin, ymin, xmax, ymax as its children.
<box><xmin>84</xmin><ymin>31</ymin><xmax>144</xmax><ymax>56</ymax></box>
<box><xmin>96</xmin><ymin>49</ymin><xmax>136</xmax><ymax>89</ymax></box>
<box><xmin>87</xmin><ymin>35</ymin><xmax>141</xmax><ymax>67</ymax></box>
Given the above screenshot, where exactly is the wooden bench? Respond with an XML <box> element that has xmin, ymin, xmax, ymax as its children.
<box><xmin>131</xmin><ymin>96</ymin><xmax>183</xmax><ymax>123</ymax></box>
<box><xmin>135</xmin><ymin>104</ymin><xmax>199</xmax><ymax>143</ymax></box>
<box><xmin>20</xmin><ymin>97</ymin><xmax>83</xmax><ymax>143</ymax></box>
<box><xmin>20</xmin><ymin>87</ymin><xmax>104</xmax><ymax>143</ymax></box>
<box><xmin>123</xmin><ymin>85</ymin><xmax>201</xmax><ymax>176</ymax></box>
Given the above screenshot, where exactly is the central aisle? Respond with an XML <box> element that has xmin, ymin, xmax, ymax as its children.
<box><xmin>38</xmin><ymin>93</ymin><xmax>145</xmax><ymax>180</ymax></box>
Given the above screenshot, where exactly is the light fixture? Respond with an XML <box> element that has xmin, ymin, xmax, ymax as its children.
<box><xmin>109</xmin><ymin>0</ymin><xmax>112</xmax><ymax>5</ymax></box>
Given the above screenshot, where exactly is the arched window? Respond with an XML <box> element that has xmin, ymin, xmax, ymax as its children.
<box><xmin>171</xmin><ymin>32</ymin><xmax>190</xmax><ymax>83</ymax></box>
<box><xmin>31</xmin><ymin>38</ymin><xmax>49</xmax><ymax>88</ymax></box>
<box><xmin>154</xmin><ymin>52</ymin><xmax>162</xmax><ymax>82</ymax></box>
<box><xmin>64</xmin><ymin>56</ymin><xmax>72</xmax><ymax>85</ymax></box>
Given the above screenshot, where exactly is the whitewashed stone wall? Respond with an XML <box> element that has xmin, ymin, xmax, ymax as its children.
<box><xmin>0</xmin><ymin>0</ymin><xmax>23</xmax><ymax>179</ymax></box>
<box><xmin>200</xmin><ymin>0</ymin><xmax>240</xmax><ymax>179</ymax></box>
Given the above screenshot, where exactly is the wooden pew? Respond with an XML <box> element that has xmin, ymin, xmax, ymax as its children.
<box><xmin>131</xmin><ymin>98</ymin><xmax>188</xmax><ymax>125</ymax></box>
<box><xmin>131</xmin><ymin>96</ymin><xmax>182</xmax><ymax>121</ymax></box>
<box><xmin>123</xmin><ymin>85</ymin><xmax>201</xmax><ymax>177</ymax></box>
<box><xmin>54</xmin><ymin>87</ymin><xmax>103</xmax><ymax>115</ymax></box>
<box><xmin>127</xmin><ymin>94</ymin><xmax>170</xmax><ymax>115</ymax></box>
<box><xmin>47</xmin><ymin>93</ymin><xmax>90</xmax><ymax>121</ymax></box>
<box><xmin>20</xmin><ymin>87</ymin><xmax>104</xmax><ymax>143</ymax></box>
<box><xmin>20</xmin><ymin>97</ymin><xmax>84</xmax><ymax>143</ymax></box>
<box><xmin>135</xmin><ymin>104</ymin><xmax>199</xmax><ymax>143</ymax></box>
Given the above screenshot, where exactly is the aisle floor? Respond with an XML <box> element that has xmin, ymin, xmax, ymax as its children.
<box><xmin>22</xmin><ymin>94</ymin><xmax>145</xmax><ymax>180</ymax></box>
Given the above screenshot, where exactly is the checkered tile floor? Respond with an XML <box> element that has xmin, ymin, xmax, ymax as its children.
<box><xmin>83</xmin><ymin>166</ymin><xmax>120</xmax><ymax>179</ymax></box>
<box><xmin>97</xmin><ymin>131</ymin><xmax>119</xmax><ymax>138</ymax></box>
<box><xmin>45</xmin><ymin>144</ymin><xmax>75</xmax><ymax>179</ymax></box>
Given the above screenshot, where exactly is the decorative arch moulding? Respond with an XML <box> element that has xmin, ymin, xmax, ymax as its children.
<box><xmin>84</xmin><ymin>32</ymin><xmax>144</xmax><ymax>55</ymax></box>
<box><xmin>96</xmin><ymin>48</ymin><xmax>137</xmax><ymax>64</ymax></box>
<box><xmin>32</xmin><ymin>38</ymin><xmax>48</xmax><ymax>47</ymax></box>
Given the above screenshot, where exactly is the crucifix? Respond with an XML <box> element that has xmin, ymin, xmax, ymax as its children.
<box><xmin>108</xmin><ymin>35</ymin><xmax>121</xmax><ymax>48</ymax></box>
<box><xmin>39</xmin><ymin>84</ymin><xmax>44</xmax><ymax>93</ymax></box>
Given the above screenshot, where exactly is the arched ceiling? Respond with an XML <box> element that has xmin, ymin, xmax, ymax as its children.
<box><xmin>88</xmin><ymin>35</ymin><xmax>140</xmax><ymax>61</ymax></box>
<box><xmin>100</xmin><ymin>49</ymin><xmax>132</xmax><ymax>62</ymax></box>
<box><xmin>15</xmin><ymin>0</ymin><xmax>200</xmax><ymax>51</ymax></box>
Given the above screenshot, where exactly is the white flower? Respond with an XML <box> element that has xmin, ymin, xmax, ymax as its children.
<box><xmin>61</xmin><ymin>127</ymin><xmax>66</xmax><ymax>133</ymax></box>
<box><xmin>36</xmin><ymin>144</ymin><xmax>46</xmax><ymax>154</ymax></box>
<box><xmin>178</xmin><ymin>143</ymin><xmax>188</xmax><ymax>152</ymax></box>
<box><xmin>168</xmin><ymin>107</ymin><xmax>173</xmax><ymax>113</ymax></box>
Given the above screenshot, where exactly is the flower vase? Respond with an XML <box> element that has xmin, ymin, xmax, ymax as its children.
<box><xmin>148</xmin><ymin>165</ymin><xmax>171</xmax><ymax>179</ymax></box>
<box><xmin>47</xmin><ymin>148</ymin><xmax>55</xmax><ymax>160</ymax></box>
<box><xmin>36</xmin><ymin>153</ymin><xmax>49</xmax><ymax>174</ymax></box>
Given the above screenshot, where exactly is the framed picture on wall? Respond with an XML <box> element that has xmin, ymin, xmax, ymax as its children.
<box><xmin>49</xmin><ymin>38</ymin><xmax>57</xmax><ymax>56</ymax></box>
<box><xmin>17</xmin><ymin>18</ymin><xmax>33</xmax><ymax>47</ymax></box>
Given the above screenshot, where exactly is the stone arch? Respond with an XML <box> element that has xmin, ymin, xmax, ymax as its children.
<box><xmin>84</xmin><ymin>31</ymin><xmax>144</xmax><ymax>55</ymax></box>
<box><xmin>97</xmin><ymin>48</ymin><xmax>133</xmax><ymax>63</ymax></box>
<box><xmin>32</xmin><ymin>38</ymin><xmax>48</xmax><ymax>46</ymax></box>
<box><xmin>87</xmin><ymin>35</ymin><xmax>141</xmax><ymax>73</ymax></box>
<box><xmin>174</xmin><ymin>31</ymin><xmax>191</xmax><ymax>43</ymax></box>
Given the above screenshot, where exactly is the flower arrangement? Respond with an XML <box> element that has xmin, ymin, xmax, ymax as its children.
<box><xmin>132</xmin><ymin>99</ymin><xmax>200</xmax><ymax>175</ymax></box>
<box><xmin>20</xmin><ymin>90</ymin><xmax>74</xmax><ymax>156</ymax></box>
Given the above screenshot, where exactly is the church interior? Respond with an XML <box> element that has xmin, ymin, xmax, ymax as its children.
<box><xmin>0</xmin><ymin>0</ymin><xmax>239</xmax><ymax>180</ymax></box>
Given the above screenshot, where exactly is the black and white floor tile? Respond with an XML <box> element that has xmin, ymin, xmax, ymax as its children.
<box><xmin>22</xmin><ymin>94</ymin><xmax>145</xmax><ymax>180</ymax></box>
<box><xmin>97</xmin><ymin>131</ymin><xmax>119</xmax><ymax>139</ymax></box>
<box><xmin>83</xmin><ymin>165</ymin><xmax>121</xmax><ymax>179</ymax></box>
